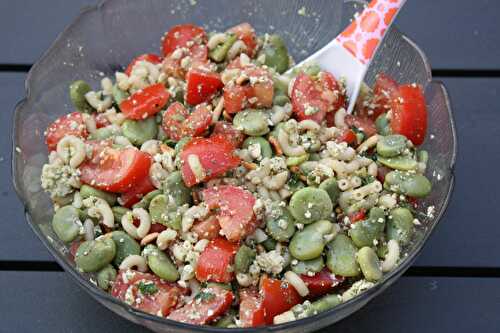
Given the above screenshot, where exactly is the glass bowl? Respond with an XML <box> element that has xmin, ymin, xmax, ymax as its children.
<box><xmin>12</xmin><ymin>0</ymin><xmax>457</xmax><ymax>332</ymax></box>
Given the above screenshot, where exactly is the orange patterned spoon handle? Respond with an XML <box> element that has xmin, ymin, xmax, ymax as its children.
<box><xmin>336</xmin><ymin>0</ymin><xmax>406</xmax><ymax>64</ymax></box>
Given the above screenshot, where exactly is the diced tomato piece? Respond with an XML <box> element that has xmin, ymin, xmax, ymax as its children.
<box><xmin>223</xmin><ymin>84</ymin><xmax>251</xmax><ymax>114</ymax></box>
<box><xmin>390</xmin><ymin>84</ymin><xmax>428</xmax><ymax>145</ymax></box>
<box><xmin>211</xmin><ymin>121</ymin><xmax>245</xmax><ymax>148</ymax></box>
<box><xmin>167</xmin><ymin>285</ymin><xmax>234</xmax><ymax>325</ymax></box>
<box><xmin>120</xmin><ymin>83</ymin><xmax>170</xmax><ymax>120</ymax></box>
<box><xmin>239</xmin><ymin>288</ymin><xmax>266</xmax><ymax>328</ymax></box>
<box><xmin>192</xmin><ymin>216</ymin><xmax>221</xmax><ymax>240</ymax></box>
<box><xmin>182</xmin><ymin>103</ymin><xmax>212</xmax><ymax>137</ymax></box>
<box><xmin>300</xmin><ymin>268</ymin><xmax>344</xmax><ymax>299</ymax></box>
<box><xmin>336</xmin><ymin>128</ymin><xmax>357</xmax><ymax>145</ymax></box>
<box><xmin>318</xmin><ymin>71</ymin><xmax>346</xmax><ymax>112</ymax></box>
<box><xmin>185</xmin><ymin>68</ymin><xmax>223</xmax><ymax>106</ymax></box>
<box><xmin>162</xmin><ymin>102</ymin><xmax>189</xmax><ymax>141</ymax></box>
<box><xmin>348</xmin><ymin>209</ymin><xmax>366</xmax><ymax>224</ymax></box>
<box><xmin>79</xmin><ymin>147</ymin><xmax>152</xmax><ymax>193</ymax></box>
<box><xmin>94</xmin><ymin>113</ymin><xmax>111</xmax><ymax>128</ymax></box>
<box><xmin>180</xmin><ymin>135</ymin><xmax>240</xmax><ymax>187</ymax></box>
<box><xmin>228</xmin><ymin>23</ymin><xmax>258</xmax><ymax>57</ymax></box>
<box><xmin>69</xmin><ymin>240</ymin><xmax>82</xmax><ymax>261</ymax></box>
<box><xmin>150</xmin><ymin>223</ymin><xmax>167</xmax><ymax>233</ymax></box>
<box><xmin>119</xmin><ymin>176</ymin><xmax>155</xmax><ymax>208</ymax></box>
<box><xmin>345</xmin><ymin>115</ymin><xmax>377</xmax><ymax>137</ymax></box>
<box><xmin>45</xmin><ymin>112</ymin><xmax>88</xmax><ymax>151</ymax></box>
<box><xmin>161</xmin><ymin>24</ymin><xmax>207</xmax><ymax>57</ymax></box>
<box><xmin>202</xmin><ymin>185</ymin><xmax>257</xmax><ymax>242</ymax></box>
<box><xmin>261</xmin><ymin>276</ymin><xmax>302</xmax><ymax>324</ymax></box>
<box><xmin>112</xmin><ymin>270</ymin><xmax>187</xmax><ymax>317</ymax></box>
<box><xmin>376</xmin><ymin>165</ymin><xmax>391</xmax><ymax>183</ymax></box>
<box><xmin>371</xmin><ymin>73</ymin><xmax>399</xmax><ymax>119</ymax></box>
<box><xmin>195</xmin><ymin>237</ymin><xmax>239</xmax><ymax>283</ymax></box>
<box><xmin>125</xmin><ymin>53</ymin><xmax>162</xmax><ymax>76</ymax></box>
<box><xmin>223</xmin><ymin>66</ymin><xmax>274</xmax><ymax>113</ymax></box>
<box><xmin>291</xmin><ymin>73</ymin><xmax>327</xmax><ymax>123</ymax></box>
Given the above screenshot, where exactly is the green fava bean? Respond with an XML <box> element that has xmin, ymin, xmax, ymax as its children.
<box><xmin>387</xmin><ymin>207</ymin><xmax>415</xmax><ymax>246</ymax></box>
<box><xmin>209</xmin><ymin>33</ymin><xmax>237</xmax><ymax>62</ymax></box>
<box><xmin>356</xmin><ymin>247</ymin><xmax>382</xmax><ymax>282</ymax></box>
<box><xmin>112</xmin><ymin>84</ymin><xmax>129</xmax><ymax>106</ymax></box>
<box><xmin>164</xmin><ymin>171</ymin><xmax>192</xmax><ymax>206</ymax></box>
<box><xmin>235</xmin><ymin>245</ymin><xmax>256</xmax><ymax>273</ymax></box>
<box><xmin>289</xmin><ymin>187</ymin><xmax>333</xmax><ymax>224</ymax></box>
<box><xmin>143</xmin><ymin>244</ymin><xmax>179</xmax><ymax>281</ymax></box>
<box><xmin>349</xmin><ymin>207</ymin><xmax>386</xmax><ymax>248</ymax></box>
<box><xmin>326</xmin><ymin>234</ymin><xmax>360</xmax><ymax>277</ymax></box>
<box><xmin>149</xmin><ymin>194</ymin><xmax>173</xmax><ymax>226</ymax></box>
<box><xmin>111</xmin><ymin>206</ymin><xmax>130</xmax><ymax>224</ymax></box>
<box><xmin>122</xmin><ymin>117</ymin><xmax>158</xmax><ymax>146</ymax></box>
<box><xmin>273</xmin><ymin>93</ymin><xmax>290</xmax><ymax>106</ymax></box>
<box><xmin>96</xmin><ymin>264</ymin><xmax>117</xmax><ymax>290</ymax></box>
<box><xmin>375</xmin><ymin>113</ymin><xmax>392</xmax><ymax>136</ymax></box>
<box><xmin>291</xmin><ymin>257</ymin><xmax>324</xmax><ymax>275</ymax></box>
<box><xmin>266</xmin><ymin>207</ymin><xmax>296</xmax><ymax>242</ymax></box>
<box><xmin>69</xmin><ymin>80</ymin><xmax>93</xmax><ymax>112</ymax></box>
<box><xmin>110</xmin><ymin>231</ymin><xmax>141</xmax><ymax>266</ymax></box>
<box><xmin>261</xmin><ymin>238</ymin><xmax>277</xmax><ymax>251</ymax></box>
<box><xmin>75</xmin><ymin>238</ymin><xmax>116</xmax><ymax>272</ymax></box>
<box><xmin>214</xmin><ymin>309</ymin><xmax>237</xmax><ymax>328</ymax></box>
<box><xmin>260</xmin><ymin>34</ymin><xmax>289</xmax><ymax>74</ymax></box>
<box><xmin>319</xmin><ymin>178</ymin><xmax>341</xmax><ymax>206</ymax></box>
<box><xmin>377</xmin><ymin>135</ymin><xmax>407</xmax><ymax>157</ymax></box>
<box><xmin>233</xmin><ymin>110</ymin><xmax>269</xmax><ymax>136</ymax></box>
<box><xmin>80</xmin><ymin>185</ymin><xmax>117</xmax><ymax>206</ymax></box>
<box><xmin>286</xmin><ymin>154</ymin><xmax>309</xmax><ymax>167</ymax></box>
<box><xmin>132</xmin><ymin>189</ymin><xmax>162</xmax><ymax>210</ymax></box>
<box><xmin>310</xmin><ymin>294</ymin><xmax>342</xmax><ymax>314</ymax></box>
<box><xmin>52</xmin><ymin>205</ymin><xmax>82</xmax><ymax>243</ymax></box>
<box><xmin>243</xmin><ymin>137</ymin><xmax>273</xmax><ymax>159</ymax></box>
<box><xmin>384</xmin><ymin>171</ymin><xmax>432</xmax><ymax>198</ymax></box>
<box><xmin>378</xmin><ymin>155</ymin><xmax>418</xmax><ymax>171</ymax></box>
<box><xmin>290</xmin><ymin>220</ymin><xmax>334</xmax><ymax>260</ymax></box>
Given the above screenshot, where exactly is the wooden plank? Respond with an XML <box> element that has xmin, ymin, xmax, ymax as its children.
<box><xmin>0</xmin><ymin>0</ymin><xmax>499</xmax><ymax>69</ymax></box>
<box><xmin>2</xmin><ymin>272</ymin><xmax>499</xmax><ymax>332</ymax></box>
<box><xmin>2</xmin><ymin>72</ymin><xmax>500</xmax><ymax>267</ymax></box>
<box><xmin>0</xmin><ymin>73</ymin><xmax>52</xmax><ymax>261</ymax></box>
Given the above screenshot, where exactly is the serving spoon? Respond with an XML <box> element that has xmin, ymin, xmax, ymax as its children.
<box><xmin>289</xmin><ymin>0</ymin><xmax>407</xmax><ymax>113</ymax></box>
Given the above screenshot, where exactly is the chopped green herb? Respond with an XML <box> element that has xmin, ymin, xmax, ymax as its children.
<box><xmin>195</xmin><ymin>290</ymin><xmax>216</xmax><ymax>302</ymax></box>
<box><xmin>138</xmin><ymin>281</ymin><xmax>158</xmax><ymax>295</ymax></box>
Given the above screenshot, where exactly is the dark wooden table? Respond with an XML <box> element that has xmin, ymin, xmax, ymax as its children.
<box><xmin>2</xmin><ymin>1</ymin><xmax>500</xmax><ymax>332</ymax></box>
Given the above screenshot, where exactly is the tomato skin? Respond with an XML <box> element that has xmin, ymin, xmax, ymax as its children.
<box><xmin>345</xmin><ymin>115</ymin><xmax>377</xmax><ymax>137</ymax></box>
<box><xmin>318</xmin><ymin>71</ymin><xmax>346</xmax><ymax>112</ymax></box>
<box><xmin>150</xmin><ymin>223</ymin><xmax>167</xmax><ymax>233</ymax></box>
<box><xmin>180</xmin><ymin>135</ymin><xmax>240</xmax><ymax>187</ymax></box>
<box><xmin>291</xmin><ymin>73</ymin><xmax>327</xmax><ymax>123</ymax></box>
<box><xmin>195</xmin><ymin>237</ymin><xmax>239</xmax><ymax>283</ymax></box>
<box><xmin>119</xmin><ymin>176</ymin><xmax>155</xmax><ymax>208</ymax></box>
<box><xmin>167</xmin><ymin>285</ymin><xmax>234</xmax><ymax>325</ymax></box>
<box><xmin>228</xmin><ymin>23</ymin><xmax>258</xmax><ymax>57</ymax></box>
<box><xmin>120</xmin><ymin>83</ymin><xmax>170</xmax><ymax>120</ymax></box>
<box><xmin>45</xmin><ymin>112</ymin><xmax>88</xmax><ymax>151</ymax></box>
<box><xmin>261</xmin><ymin>276</ymin><xmax>302</xmax><ymax>324</ymax></box>
<box><xmin>211</xmin><ymin>121</ymin><xmax>245</xmax><ymax>148</ymax></box>
<box><xmin>111</xmin><ymin>270</ymin><xmax>187</xmax><ymax>316</ymax></box>
<box><xmin>182</xmin><ymin>103</ymin><xmax>212</xmax><ymax>137</ymax></box>
<box><xmin>223</xmin><ymin>84</ymin><xmax>251</xmax><ymax>114</ymax></box>
<box><xmin>94</xmin><ymin>113</ymin><xmax>111</xmax><ymax>128</ymax></box>
<box><xmin>185</xmin><ymin>68</ymin><xmax>223</xmax><ymax>106</ymax></box>
<box><xmin>79</xmin><ymin>147</ymin><xmax>152</xmax><ymax>193</ymax></box>
<box><xmin>336</xmin><ymin>128</ymin><xmax>357</xmax><ymax>145</ymax></box>
<box><xmin>371</xmin><ymin>73</ymin><xmax>399</xmax><ymax>119</ymax></box>
<box><xmin>161</xmin><ymin>24</ymin><xmax>207</xmax><ymax>57</ymax></box>
<box><xmin>348</xmin><ymin>209</ymin><xmax>366</xmax><ymax>224</ymax></box>
<box><xmin>192</xmin><ymin>216</ymin><xmax>221</xmax><ymax>240</ymax></box>
<box><xmin>377</xmin><ymin>165</ymin><xmax>391</xmax><ymax>183</ymax></box>
<box><xmin>125</xmin><ymin>53</ymin><xmax>162</xmax><ymax>76</ymax></box>
<box><xmin>239</xmin><ymin>288</ymin><xmax>266</xmax><ymax>328</ymax></box>
<box><xmin>300</xmin><ymin>268</ymin><xmax>344</xmax><ymax>299</ymax></box>
<box><xmin>162</xmin><ymin>102</ymin><xmax>189</xmax><ymax>141</ymax></box>
<box><xmin>202</xmin><ymin>185</ymin><xmax>257</xmax><ymax>242</ymax></box>
<box><xmin>390</xmin><ymin>84</ymin><xmax>428</xmax><ymax>145</ymax></box>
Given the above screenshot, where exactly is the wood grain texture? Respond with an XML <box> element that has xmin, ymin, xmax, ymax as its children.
<box><xmin>2</xmin><ymin>272</ymin><xmax>499</xmax><ymax>332</ymax></box>
<box><xmin>0</xmin><ymin>0</ymin><xmax>499</xmax><ymax>69</ymax></box>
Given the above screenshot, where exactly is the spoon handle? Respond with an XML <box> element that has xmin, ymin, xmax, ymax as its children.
<box><xmin>336</xmin><ymin>0</ymin><xmax>407</xmax><ymax>65</ymax></box>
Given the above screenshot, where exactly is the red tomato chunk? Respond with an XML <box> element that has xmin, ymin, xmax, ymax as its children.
<box><xmin>185</xmin><ymin>68</ymin><xmax>223</xmax><ymax>106</ymax></box>
<box><xmin>120</xmin><ymin>83</ymin><xmax>170</xmax><ymax>120</ymax></box>
<box><xmin>45</xmin><ymin>112</ymin><xmax>88</xmax><ymax>151</ymax></box>
<box><xmin>239</xmin><ymin>288</ymin><xmax>266</xmax><ymax>328</ymax></box>
<box><xmin>195</xmin><ymin>237</ymin><xmax>239</xmax><ymax>283</ymax></box>
<box><xmin>261</xmin><ymin>276</ymin><xmax>302</xmax><ymax>324</ymax></box>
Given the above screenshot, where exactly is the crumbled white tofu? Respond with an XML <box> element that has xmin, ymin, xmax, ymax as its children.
<box><xmin>41</xmin><ymin>163</ymin><xmax>80</xmax><ymax>198</ymax></box>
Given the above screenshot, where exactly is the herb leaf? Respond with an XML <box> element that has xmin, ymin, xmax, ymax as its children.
<box><xmin>138</xmin><ymin>281</ymin><xmax>158</xmax><ymax>295</ymax></box>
